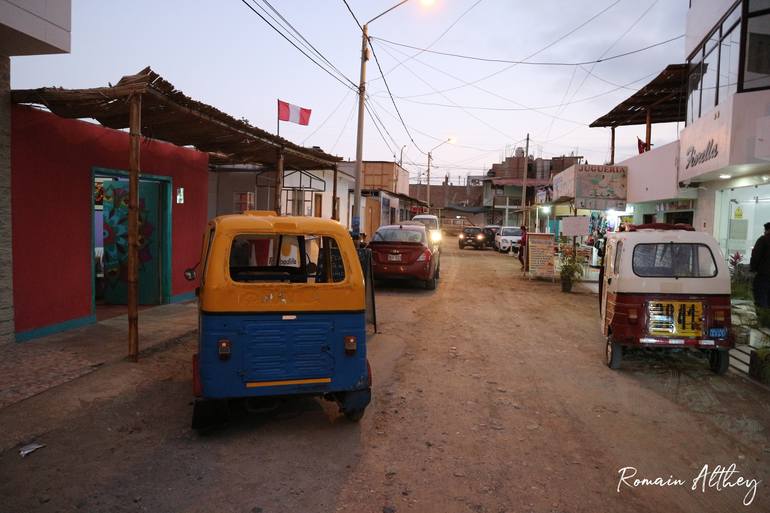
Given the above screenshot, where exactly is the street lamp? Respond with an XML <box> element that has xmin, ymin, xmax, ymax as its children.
<box><xmin>426</xmin><ymin>137</ymin><xmax>453</xmax><ymax>211</ymax></box>
<box><xmin>352</xmin><ymin>0</ymin><xmax>423</xmax><ymax>239</ymax></box>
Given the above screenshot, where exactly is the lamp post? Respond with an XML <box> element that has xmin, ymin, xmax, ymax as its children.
<box><xmin>352</xmin><ymin>0</ymin><xmax>413</xmax><ymax>239</ymax></box>
<box><xmin>426</xmin><ymin>137</ymin><xmax>453</xmax><ymax>212</ymax></box>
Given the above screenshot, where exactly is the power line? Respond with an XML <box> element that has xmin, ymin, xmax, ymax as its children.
<box><xmin>365</xmin><ymin>98</ymin><xmax>402</xmax><ymax>150</ymax></box>
<box><xmin>302</xmin><ymin>89</ymin><xmax>352</xmax><ymax>145</ymax></box>
<box><xmin>330</xmin><ymin>99</ymin><xmax>358</xmax><ymax>153</ymax></box>
<box><xmin>394</xmin><ymin>0</ymin><xmax>623</xmax><ymax>100</ymax></box>
<box><xmin>258</xmin><ymin>0</ymin><xmax>357</xmax><ymax>88</ymax></box>
<box><xmin>368</xmin><ymin>39</ymin><xmax>427</xmax><ymax>154</ymax></box>
<box><xmin>340</xmin><ymin>0</ymin><xmax>363</xmax><ymax>30</ymax></box>
<box><xmin>372</xmin><ymin>0</ymin><xmax>486</xmax><ymax>82</ymax></box>
<box><xmin>239</xmin><ymin>0</ymin><xmax>357</xmax><ymax>92</ymax></box>
<box><xmin>371</xmin><ymin>33</ymin><xmax>683</xmax><ymax>67</ymax></box>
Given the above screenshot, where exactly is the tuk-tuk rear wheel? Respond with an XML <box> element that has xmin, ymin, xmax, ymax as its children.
<box><xmin>606</xmin><ymin>338</ymin><xmax>622</xmax><ymax>370</ymax></box>
<box><xmin>709</xmin><ymin>349</ymin><xmax>730</xmax><ymax>375</ymax></box>
<box><xmin>344</xmin><ymin>409</ymin><xmax>366</xmax><ymax>422</ymax></box>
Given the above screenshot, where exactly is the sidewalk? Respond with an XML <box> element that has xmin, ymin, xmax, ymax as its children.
<box><xmin>0</xmin><ymin>302</ymin><xmax>198</xmax><ymax>410</ymax></box>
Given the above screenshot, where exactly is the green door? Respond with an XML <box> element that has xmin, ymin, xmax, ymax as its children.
<box><xmin>101</xmin><ymin>180</ymin><xmax>162</xmax><ymax>305</ymax></box>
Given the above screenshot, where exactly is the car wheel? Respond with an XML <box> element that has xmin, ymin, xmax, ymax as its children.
<box><xmin>709</xmin><ymin>349</ymin><xmax>729</xmax><ymax>375</ymax></box>
<box><xmin>606</xmin><ymin>337</ymin><xmax>622</xmax><ymax>369</ymax></box>
<box><xmin>425</xmin><ymin>275</ymin><xmax>437</xmax><ymax>290</ymax></box>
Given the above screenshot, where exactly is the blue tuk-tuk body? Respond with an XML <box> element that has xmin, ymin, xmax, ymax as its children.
<box><xmin>189</xmin><ymin>212</ymin><xmax>371</xmax><ymax>427</ymax></box>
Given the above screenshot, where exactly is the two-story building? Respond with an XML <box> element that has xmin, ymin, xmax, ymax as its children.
<box><xmin>592</xmin><ymin>0</ymin><xmax>770</xmax><ymax>261</ymax></box>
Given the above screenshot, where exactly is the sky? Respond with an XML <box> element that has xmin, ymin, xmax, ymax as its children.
<box><xmin>11</xmin><ymin>0</ymin><xmax>690</xmax><ymax>184</ymax></box>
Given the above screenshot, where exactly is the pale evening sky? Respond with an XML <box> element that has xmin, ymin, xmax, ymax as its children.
<box><xmin>11</xmin><ymin>0</ymin><xmax>690</xmax><ymax>182</ymax></box>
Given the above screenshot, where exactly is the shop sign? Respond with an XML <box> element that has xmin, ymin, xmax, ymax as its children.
<box><xmin>576</xmin><ymin>198</ymin><xmax>627</xmax><ymax>210</ymax></box>
<box><xmin>684</xmin><ymin>139</ymin><xmax>719</xmax><ymax>169</ymax></box>
<box><xmin>561</xmin><ymin>216</ymin><xmax>590</xmax><ymax>237</ymax></box>
<box><xmin>575</xmin><ymin>165</ymin><xmax>627</xmax><ymax>200</ymax></box>
<box><xmin>527</xmin><ymin>233</ymin><xmax>555</xmax><ymax>279</ymax></box>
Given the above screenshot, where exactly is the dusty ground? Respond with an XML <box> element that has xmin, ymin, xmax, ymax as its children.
<box><xmin>1</xmin><ymin>241</ymin><xmax>769</xmax><ymax>513</ymax></box>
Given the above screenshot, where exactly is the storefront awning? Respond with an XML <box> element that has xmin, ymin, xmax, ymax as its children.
<box><xmin>589</xmin><ymin>64</ymin><xmax>689</xmax><ymax>128</ymax></box>
<box><xmin>12</xmin><ymin>67</ymin><xmax>341</xmax><ymax>170</ymax></box>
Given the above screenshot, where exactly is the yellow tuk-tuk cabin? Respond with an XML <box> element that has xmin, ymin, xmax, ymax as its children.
<box><xmin>187</xmin><ymin>212</ymin><xmax>371</xmax><ymax>428</ymax></box>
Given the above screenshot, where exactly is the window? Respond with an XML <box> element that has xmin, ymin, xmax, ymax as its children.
<box><xmin>719</xmin><ymin>24</ymin><xmax>741</xmax><ymax>101</ymax></box>
<box><xmin>701</xmin><ymin>45</ymin><xmax>719</xmax><ymax>112</ymax></box>
<box><xmin>373</xmin><ymin>228</ymin><xmax>425</xmax><ymax>243</ymax></box>
<box><xmin>744</xmin><ymin>12</ymin><xmax>770</xmax><ymax>90</ymax></box>
<box><xmin>632</xmin><ymin>243</ymin><xmax>718</xmax><ymax>278</ymax></box>
<box><xmin>687</xmin><ymin>53</ymin><xmax>704</xmax><ymax>124</ymax></box>
<box><xmin>501</xmin><ymin>228</ymin><xmax>522</xmax><ymax>236</ymax></box>
<box><xmin>750</xmin><ymin>0</ymin><xmax>770</xmax><ymax>13</ymax></box>
<box><xmin>228</xmin><ymin>234</ymin><xmax>345</xmax><ymax>283</ymax></box>
<box><xmin>233</xmin><ymin>192</ymin><xmax>255</xmax><ymax>213</ymax></box>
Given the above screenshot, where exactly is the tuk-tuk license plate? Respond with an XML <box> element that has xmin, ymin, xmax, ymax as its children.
<box><xmin>388</xmin><ymin>254</ymin><xmax>402</xmax><ymax>262</ymax></box>
<box><xmin>648</xmin><ymin>301</ymin><xmax>703</xmax><ymax>338</ymax></box>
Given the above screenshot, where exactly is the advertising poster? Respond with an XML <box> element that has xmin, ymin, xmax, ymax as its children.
<box><xmin>527</xmin><ymin>233</ymin><xmax>556</xmax><ymax>280</ymax></box>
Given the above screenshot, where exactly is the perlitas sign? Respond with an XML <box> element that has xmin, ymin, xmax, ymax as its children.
<box><xmin>527</xmin><ymin>233</ymin><xmax>556</xmax><ymax>279</ymax></box>
<box><xmin>561</xmin><ymin>216</ymin><xmax>590</xmax><ymax>237</ymax></box>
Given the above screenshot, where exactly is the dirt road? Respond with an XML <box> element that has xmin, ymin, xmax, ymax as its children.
<box><xmin>1</xmin><ymin>241</ymin><xmax>768</xmax><ymax>512</ymax></box>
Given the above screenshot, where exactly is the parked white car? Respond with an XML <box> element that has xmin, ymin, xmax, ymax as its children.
<box><xmin>494</xmin><ymin>226</ymin><xmax>523</xmax><ymax>253</ymax></box>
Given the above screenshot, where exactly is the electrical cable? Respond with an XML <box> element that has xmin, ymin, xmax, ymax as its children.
<box><xmin>302</xmin><ymin>90</ymin><xmax>352</xmax><ymax>145</ymax></box>
<box><xmin>330</xmin><ymin>99</ymin><xmax>358</xmax><ymax>153</ymax></box>
<box><xmin>371</xmin><ymin>33</ymin><xmax>683</xmax><ymax>67</ymax></box>
<box><xmin>239</xmin><ymin>0</ymin><xmax>357</xmax><ymax>92</ymax></box>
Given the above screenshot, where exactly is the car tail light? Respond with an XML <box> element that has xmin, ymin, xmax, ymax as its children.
<box><xmin>417</xmin><ymin>249</ymin><xmax>431</xmax><ymax>262</ymax></box>
<box><xmin>628</xmin><ymin>308</ymin><xmax>638</xmax><ymax>324</ymax></box>
<box><xmin>345</xmin><ymin>335</ymin><xmax>357</xmax><ymax>355</ymax></box>
<box><xmin>218</xmin><ymin>339</ymin><xmax>231</xmax><ymax>360</ymax></box>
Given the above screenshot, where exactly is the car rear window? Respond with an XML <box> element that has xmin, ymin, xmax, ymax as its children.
<box><xmin>414</xmin><ymin>218</ymin><xmax>438</xmax><ymax>230</ymax></box>
<box><xmin>632</xmin><ymin>243</ymin><xmax>717</xmax><ymax>278</ymax></box>
<box><xmin>501</xmin><ymin>228</ymin><xmax>521</xmax><ymax>236</ymax></box>
<box><xmin>464</xmin><ymin>227</ymin><xmax>481</xmax><ymax>234</ymax></box>
<box><xmin>373</xmin><ymin>228</ymin><xmax>425</xmax><ymax>243</ymax></box>
<box><xmin>228</xmin><ymin>234</ymin><xmax>345</xmax><ymax>283</ymax></box>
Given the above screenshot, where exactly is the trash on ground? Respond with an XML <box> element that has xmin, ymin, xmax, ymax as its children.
<box><xmin>19</xmin><ymin>442</ymin><xmax>45</xmax><ymax>457</ymax></box>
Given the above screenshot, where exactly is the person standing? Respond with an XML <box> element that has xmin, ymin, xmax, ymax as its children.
<box><xmin>518</xmin><ymin>225</ymin><xmax>528</xmax><ymax>270</ymax></box>
<box><xmin>750</xmin><ymin>222</ymin><xmax>770</xmax><ymax>307</ymax></box>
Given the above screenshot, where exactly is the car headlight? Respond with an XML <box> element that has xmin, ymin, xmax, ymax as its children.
<box><xmin>476</xmin><ymin>234</ymin><xmax>484</xmax><ymax>240</ymax></box>
<box><xmin>430</xmin><ymin>230</ymin><xmax>442</xmax><ymax>242</ymax></box>
<box><xmin>459</xmin><ymin>234</ymin><xmax>464</xmax><ymax>239</ymax></box>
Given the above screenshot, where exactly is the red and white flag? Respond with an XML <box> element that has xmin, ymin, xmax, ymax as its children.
<box><xmin>278</xmin><ymin>100</ymin><xmax>311</xmax><ymax>126</ymax></box>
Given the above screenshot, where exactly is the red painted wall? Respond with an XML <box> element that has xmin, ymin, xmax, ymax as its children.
<box><xmin>11</xmin><ymin>105</ymin><xmax>208</xmax><ymax>333</ymax></box>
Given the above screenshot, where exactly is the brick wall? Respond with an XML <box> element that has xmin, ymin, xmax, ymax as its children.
<box><xmin>0</xmin><ymin>55</ymin><xmax>14</xmax><ymax>343</ymax></box>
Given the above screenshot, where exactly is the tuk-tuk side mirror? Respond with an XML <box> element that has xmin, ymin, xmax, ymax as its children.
<box><xmin>184</xmin><ymin>268</ymin><xmax>197</xmax><ymax>281</ymax></box>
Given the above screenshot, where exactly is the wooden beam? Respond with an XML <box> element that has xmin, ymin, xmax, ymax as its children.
<box><xmin>274</xmin><ymin>148</ymin><xmax>284</xmax><ymax>215</ymax></box>
<box><xmin>610</xmin><ymin>126</ymin><xmax>616</xmax><ymax>165</ymax></box>
<box><xmin>127</xmin><ymin>93</ymin><xmax>141</xmax><ymax>362</ymax></box>
<box><xmin>645</xmin><ymin>109</ymin><xmax>652</xmax><ymax>151</ymax></box>
<box><xmin>332</xmin><ymin>165</ymin><xmax>339</xmax><ymax>220</ymax></box>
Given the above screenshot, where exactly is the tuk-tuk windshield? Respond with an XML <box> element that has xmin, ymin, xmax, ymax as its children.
<box><xmin>501</xmin><ymin>228</ymin><xmax>521</xmax><ymax>236</ymax></box>
<box><xmin>632</xmin><ymin>243</ymin><xmax>718</xmax><ymax>278</ymax></box>
<box><xmin>229</xmin><ymin>234</ymin><xmax>345</xmax><ymax>284</ymax></box>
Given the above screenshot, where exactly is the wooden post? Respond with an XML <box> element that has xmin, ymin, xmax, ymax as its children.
<box><xmin>274</xmin><ymin>148</ymin><xmax>284</xmax><ymax>215</ymax></box>
<box><xmin>610</xmin><ymin>126</ymin><xmax>616</xmax><ymax>165</ymax></box>
<box><xmin>645</xmin><ymin>109</ymin><xmax>652</xmax><ymax>151</ymax></box>
<box><xmin>332</xmin><ymin>165</ymin><xmax>339</xmax><ymax>220</ymax></box>
<box><xmin>127</xmin><ymin>93</ymin><xmax>141</xmax><ymax>362</ymax></box>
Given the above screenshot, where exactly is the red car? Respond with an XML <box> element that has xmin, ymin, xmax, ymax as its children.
<box><xmin>369</xmin><ymin>224</ymin><xmax>440</xmax><ymax>289</ymax></box>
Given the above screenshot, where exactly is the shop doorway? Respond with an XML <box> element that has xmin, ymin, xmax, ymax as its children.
<box><xmin>93</xmin><ymin>169</ymin><xmax>171</xmax><ymax>319</ymax></box>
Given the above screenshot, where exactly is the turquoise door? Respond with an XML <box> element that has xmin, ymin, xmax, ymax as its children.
<box><xmin>101</xmin><ymin>180</ymin><xmax>162</xmax><ymax>305</ymax></box>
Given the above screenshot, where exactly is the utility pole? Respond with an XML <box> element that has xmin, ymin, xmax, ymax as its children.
<box><xmin>352</xmin><ymin>23</ymin><xmax>369</xmax><ymax>239</ymax></box>
<box><xmin>427</xmin><ymin>151</ymin><xmax>432</xmax><ymax>212</ymax></box>
<box><xmin>519</xmin><ymin>133</ymin><xmax>529</xmax><ymax>229</ymax></box>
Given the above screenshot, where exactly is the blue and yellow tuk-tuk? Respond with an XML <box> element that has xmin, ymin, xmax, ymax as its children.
<box><xmin>186</xmin><ymin>211</ymin><xmax>371</xmax><ymax>429</ymax></box>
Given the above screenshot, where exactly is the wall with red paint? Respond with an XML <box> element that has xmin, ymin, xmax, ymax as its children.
<box><xmin>11</xmin><ymin>105</ymin><xmax>208</xmax><ymax>334</ymax></box>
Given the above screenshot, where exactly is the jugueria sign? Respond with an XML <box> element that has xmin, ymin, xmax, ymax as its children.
<box><xmin>685</xmin><ymin>140</ymin><xmax>719</xmax><ymax>169</ymax></box>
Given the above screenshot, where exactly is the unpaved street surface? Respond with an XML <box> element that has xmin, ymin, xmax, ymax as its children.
<box><xmin>1</xmin><ymin>241</ymin><xmax>769</xmax><ymax>512</ymax></box>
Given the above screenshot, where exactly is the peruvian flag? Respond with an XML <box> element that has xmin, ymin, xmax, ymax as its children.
<box><xmin>278</xmin><ymin>99</ymin><xmax>311</xmax><ymax>126</ymax></box>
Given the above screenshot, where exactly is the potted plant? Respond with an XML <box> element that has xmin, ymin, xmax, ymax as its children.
<box><xmin>559</xmin><ymin>253</ymin><xmax>585</xmax><ymax>293</ymax></box>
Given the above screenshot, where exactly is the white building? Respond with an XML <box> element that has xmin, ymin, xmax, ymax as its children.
<box><xmin>592</xmin><ymin>0</ymin><xmax>770</xmax><ymax>261</ymax></box>
<box><xmin>1</xmin><ymin>1</ymin><xmax>72</xmax><ymax>343</ymax></box>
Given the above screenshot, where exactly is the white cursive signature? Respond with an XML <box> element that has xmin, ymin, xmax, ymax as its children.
<box><xmin>617</xmin><ymin>464</ymin><xmax>760</xmax><ymax>506</ymax></box>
